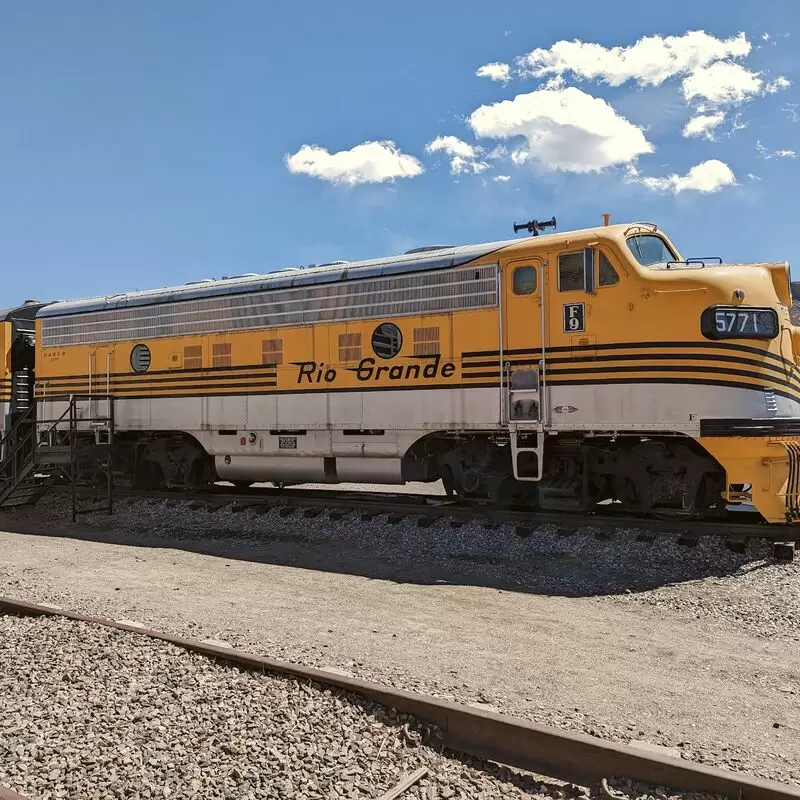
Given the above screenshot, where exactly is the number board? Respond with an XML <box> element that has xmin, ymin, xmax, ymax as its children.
<box><xmin>700</xmin><ymin>306</ymin><xmax>778</xmax><ymax>340</ymax></box>
<box><xmin>278</xmin><ymin>436</ymin><xmax>298</xmax><ymax>450</ymax></box>
<box><xmin>563</xmin><ymin>303</ymin><xmax>585</xmax><ymax>333</ymax></box>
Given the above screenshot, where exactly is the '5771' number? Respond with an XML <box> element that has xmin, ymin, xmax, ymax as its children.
<box><xmin>715</xmin><ymin>310</ymin><xmax>760</xmax><ymax>334</ymax></box>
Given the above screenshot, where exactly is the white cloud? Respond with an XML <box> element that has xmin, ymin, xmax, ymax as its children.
<box><xmin>756</xmin><ymin>140</ymin><xmax>797</xmax><ymax>159</ymax></box>
<box><xmin>493</xmin><ymin>175</ymin><xmax>511</xmax><ymax>182</ymax></box>
<box><xmin>516</xmin><ymin>30</ymin><xmax>751</xmax><ymax>87</ymax></box>
<box><xmin>748</xmin><ymin>173</ymin><xmax>762</xmax><ymax>181</ymax></box>
<box><xmin>476</xmin><ymin>62</ymin><xmax>510</xmax><ymax>82</ymax></box>
<box><xmin>468</xmin><ymin>86</ymin><xmax>653</xmax><ymax>173</ymax></box>
<box><xmin>285</xmin><ymin>141</ymin><xmax>424</xmax><ymax>185</ymax></box>
<box><xmin>762</xmin><ymin>33</ymin><xmax>771</xmax><ymax>42</ymax></box>
<box><xmin>682</xmin><ymin>111</ymin><xmax>725</xmax><ymax>139</ymax></box>
<box><xmin>727</xmin><ymin>112</ymin><xmax>747</xmax><ymax>134</ymax></box>
<box><xmin>682</xmin><ymin>61</ymin><xmax>763</xmax><ymax>104</ymax></box>
<box><xmin>766</xmin><ymin>76</ymin><xmax>791</xmax><ymax>93</ymax></box>
<box><xmin>639</xmin><ymin>159</ymin><xmax>736</xmax><ymax>194</ymax></box>
<box><xmin>426</xmin><ymin>135</ymin><xmax>489</xmax><ymax>174</ymax></box>
<box><xmin>784</xmin><ymin>103</ymin><xmax>800</xmax><ymax>123</ymax></box>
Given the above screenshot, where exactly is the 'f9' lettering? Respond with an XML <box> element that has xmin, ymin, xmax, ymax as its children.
<box><xmin>563</xmin><ymin>303</ymin><xmax>585</xmax><ymax>333</ymax></box>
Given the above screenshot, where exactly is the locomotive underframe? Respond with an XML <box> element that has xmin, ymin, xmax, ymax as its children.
<box><xmin>403</xmin><ymin>431</ymin><xmax>727</xmax><ymax>517</ymax></box>
<box><xmin>61</xmin><ymin>426</ymin><xmax>729</xmax><ymax>520</ymax></box>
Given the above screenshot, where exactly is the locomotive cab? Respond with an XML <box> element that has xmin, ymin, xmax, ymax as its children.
<box><xmin>494</xmin><ymin>220</ymin><xmax>799</xmax><ymax>523</ymax></box>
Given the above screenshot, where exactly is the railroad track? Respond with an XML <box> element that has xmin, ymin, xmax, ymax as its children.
<box><xmin>0</xmin><ymin>596</ymin><xmax>799</xmax><ymax>800</ymax></box>
<box><xmin>54</xmin><ymin>483</ymin><xmax>799</xmax><ymax>560</ymax></box>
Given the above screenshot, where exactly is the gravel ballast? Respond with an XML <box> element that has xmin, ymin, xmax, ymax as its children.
<box><xmin>0</xmin><ymin>614</ymin><xmax>720</xmax><ymax>800</ymax></box>
<box><xmin>1</xmin><ymin>492</ymin><xmax>798</xmax><ymax>789</ymax></box>
<box><xmin>0</xmin><ymin>614</ymin><xmax>546</xmax><ymax>800</ymax></box>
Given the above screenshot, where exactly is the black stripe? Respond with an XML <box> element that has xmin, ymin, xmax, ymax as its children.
<box><xmin>463</xmin><ymin>363</ymin><xmax>800</xmax><ymax>399</ymax></box>
<box><xmin>544</xmin><ymin>375</ymin><xmax>800</xmax><ymax>404</ymax></box>
<box><xmin>36</xmin><ymin>382</ymin><xmax>503</xmax><ymax>401</ymax></box>
<box><xmin>462</xmin><ymin>340</ymin><xmax>790</xmax><ymax>367</ymax></box>
<box><xmin>700</xmin><ymin>418</ymin><xmax>800</xmax><ymax>437</ymax></box>
<box><xmin>31</xmin><ymin>376</ymin><xmax>800</xmax><ymax>404</ymax></box>
<box><xmin>43</xmin><ymin>371</ymin><xmax>278</xmax><ymax>388</ymax></box>
<box><xmin>41</xmin><ymin>362</ymin><xmax>280</xmax><ymax>381</ymax></box>
<box><xmin>461</xmin><ymin>351</ymin><xmax>797</xmax><ymax>385</ymax></box>
<box><xmin>37</xmin><ymin>381</ymin><xmax>278</xmax><ymax>397</ymax></box>
<box><xmin>462</xmin><ymin>363</ymin><xmax>792</xmax><ymax>383</ymax></box>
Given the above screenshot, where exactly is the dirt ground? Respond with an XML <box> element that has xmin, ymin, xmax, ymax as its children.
<box><xmin>0</xmin><ymin>495</ymin><xmax>798</xmax><ymax>787</ymax></box>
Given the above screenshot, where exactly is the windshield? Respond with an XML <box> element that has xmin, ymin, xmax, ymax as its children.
<box><xmin>626</xmin><ymin>234</ymin><xmax>676</xmax><ymax>267</ymax></box>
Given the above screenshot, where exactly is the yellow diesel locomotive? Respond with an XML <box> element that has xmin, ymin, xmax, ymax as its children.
<box><xmin>28</xmin><ymin>219</ymin><xmax>800</xmax><ymax>524</ymax></box>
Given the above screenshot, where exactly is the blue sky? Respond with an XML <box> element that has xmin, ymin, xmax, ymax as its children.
<box><xmin>0</xmin><ymin>0</ymin><xmax>797</xmax><ymax>305</ymax></box>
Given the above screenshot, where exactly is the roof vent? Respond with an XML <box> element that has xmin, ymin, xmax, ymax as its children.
<box><xmin>317</xmin><ymin>260</ymin><xmax>350</xmax><ymax>267</ymax></box>
<box><xmin>404</xmin><ymin>245</ymin><xmax>453</xmax><ymax>255</ymax></box>
<box><xmin>23</xmin><ymin>299</ymin><xmax>38</xmax><ymax>305</ymax></box>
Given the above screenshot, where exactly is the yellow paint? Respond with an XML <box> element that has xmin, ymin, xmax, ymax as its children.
<box><xmin>0</xmin><ymin>321</ymin><xmax>11</xmax><ymax>402</ymax></box>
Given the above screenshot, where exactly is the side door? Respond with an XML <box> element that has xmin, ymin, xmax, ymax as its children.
<box><xmin>545</xmin><ymin>244</ymin><xmax>621</xmax><ymax>426</ymax></box>
<box><xmin>502</xmin><ymin>258</ymin><xmax>544</xmax><ymax>426</ymax></box>
<box><xmin>90</xmin><ymin>345</ymin><xmax>115</xmax><ymax>421</ymax></box>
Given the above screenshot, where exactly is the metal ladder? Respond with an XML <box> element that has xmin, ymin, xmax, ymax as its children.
<box><xmin>506</xmin><ymin>366</ymin><xmax>545</xmax><ymax>482</ymax></box>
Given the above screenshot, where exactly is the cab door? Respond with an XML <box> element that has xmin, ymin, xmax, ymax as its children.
<box><xmin>89</xmin><ymin>345</ymin><xmax>114</xmax><ymax>421</ymax></box>
<box><xmin>544</xmin><ymin>244</ymin><xmax>621</xmax><ymax>427</ymax></box>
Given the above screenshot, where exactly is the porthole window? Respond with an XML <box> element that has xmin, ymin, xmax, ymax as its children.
<box><xmin>130</xmin><ymin>343</ymin><xmax>151</xmax><ymax>373</ymax></box>
<box><xmin>372</xmin><ymin>323</ymin><xmax>403</xmax><ymax>359</ymax></box>
<box><xmin>513</xmin><ymin>266</ymin><xmax>537</xmax><ymax>295</ymax></box>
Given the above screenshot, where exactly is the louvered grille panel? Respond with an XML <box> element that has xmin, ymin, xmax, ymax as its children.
<box><xmin>261</xmin><ymin>338</ymin><xmax>283</xmax><ymax>366</ymax></box>
<box><xmin>212</xmin><ymin>342</ymin><xmax>232</xmax><ymax>368</ymax></box>
<box><xmin>413</xmin><ymin>326</ymin><xmax>440</xmax><ymax>356</ymax></box>
<box><xmin>338</xmin><ymin>333</ymin><xmax>362</xmax><ymax>362</ymax></box>
<box><xmin>183</xmin><ymin>345</ymin><xmax>203</xmax><ymax>370</ymax></box>
<box><xmin>42</xmin><ymin>265</ymin><xmax>499</xmax><ymax>346</ymax></box>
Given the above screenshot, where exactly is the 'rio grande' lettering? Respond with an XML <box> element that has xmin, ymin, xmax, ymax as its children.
<box><xmin>294</xmin><ymin>354</ymin><xmax>456</xmax><ymax>385</ymax></box>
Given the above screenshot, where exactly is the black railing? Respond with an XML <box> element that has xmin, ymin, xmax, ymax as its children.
<box><xmin>0</xmin><ymin>393</ymin><xmax>115</xmax><ymax>519</ymax></box>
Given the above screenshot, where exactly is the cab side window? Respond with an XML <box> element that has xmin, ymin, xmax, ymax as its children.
<box><xmin>558</xmin><ymin>252</ymin><xmax>584</xmax><ymax>292</ymax></box>
<box><xmin>599</xmin><ymin>252</ymin><xmax>619</xmax><ymax>286</ymax></box>
<box><xmin>513</xmin><ymin>266</ymin><xmax>537</xmax><ymax>295</ymax></box>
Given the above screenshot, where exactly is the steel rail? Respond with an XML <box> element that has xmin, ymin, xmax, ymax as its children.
<box><xmin>1</xmin><ymin>596</ymin><xmax>799</xmax><ymax>800</ymax></box>
<box><xmin>0</xmin><ymin>788</ymin><xmax>27</xmax><ymax>800</ymax></box>
<box><xmin>53</xmin><ymin>483</ymin><xmax>799</xmax><ymax>550</ymax></box>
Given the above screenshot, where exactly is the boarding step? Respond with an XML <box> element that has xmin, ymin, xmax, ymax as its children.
<box><xmin>34</xmin><ymin>444</ymin><xmax>111</xmax><ymax>466</ymax></box>
<box><xmin>537</xmin><ymin>477</ymin><xmax>583</xmax><ymax>511</ymax></box>
<box><xmin>0</xmin><ymin>466</ymin><xmax>57</xmax><ymax>508</ymax></box>
<box><xmin>509</xmin><ymin>429</ymin><xmax>544</xmax><ymax>482</ymax></box>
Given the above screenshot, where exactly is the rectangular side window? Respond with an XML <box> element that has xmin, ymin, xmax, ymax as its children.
<box><xmin>413</xmin><ymin>326</ymin><xmax>440</xmax><ymax>356</ymax></box>
<box><xmin>183</xmin><ymin>345</ymin><xmax>203</xmax><ymax>370</ymax></box>
<box><xmin>599</xmin><ymin>252</ymin><xmax>620</xmax><ymax>286</ymax></box>
<box><xmin>261</xmin><ymin>338</ymin><xmax>283</xmax><ymax>366</ymax></box>
<box><xmin>338</xmin><ymin>332</ymin><xmax>362</xmax><ymax>362</ymax></box>
<box><xmin>212</xmin><ymin>342</ymin><xmax>232</xmax><ymax>368</ymax></box>
<box><xmin>558</xmin><ymin>252</ymin><xmax>584</xmax><ymax>292</ymax></box>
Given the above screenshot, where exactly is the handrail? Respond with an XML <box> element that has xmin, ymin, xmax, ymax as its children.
<box><xmin>0</xmin><ymin>393</ymin><xmax>115</xmax><ymax>517</ymax></box>
<box><xmin>0</xmin><ymin>405</ymin><xmax>35</xmax><ymax>454</ymax></box>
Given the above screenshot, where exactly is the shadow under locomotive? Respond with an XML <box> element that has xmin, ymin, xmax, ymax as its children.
<box><xmin>0</xmin><ymin>502</ymin><xmax>778</xmax><ymax>599</ymax></box>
